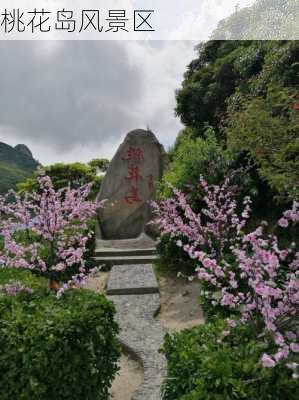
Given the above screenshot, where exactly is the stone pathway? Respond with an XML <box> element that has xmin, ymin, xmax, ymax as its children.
<box><xmin>104</xmin><ymin>249</ymin><xmax>166</xmax><ymax>399</ymax></box>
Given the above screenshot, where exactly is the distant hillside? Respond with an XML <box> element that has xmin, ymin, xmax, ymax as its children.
<box><xmin>0</xmin><ymin>142</ymin><xmax>39</xmax><ymax>194</ymax></box>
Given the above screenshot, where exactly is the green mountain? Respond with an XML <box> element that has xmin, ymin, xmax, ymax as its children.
<box><xmin>0</xmin><ymin>142</ymin><xmax>39</xmax><ymax>195</ymax></box>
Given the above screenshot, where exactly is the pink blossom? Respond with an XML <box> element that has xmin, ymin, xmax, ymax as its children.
<box><xmin>152</xmin><ymin>174</ymin><xmax>299</xmax><ymax>371</ymax></box>
<box><xmin>261</xmin><ymin>354</ymin><xmax>276</xmax><ymax>368</ymax></box>
<box><xmin>0</xmin><ymin>174</ymin><xmax>103</xmax><ymax>296</ymax></box>
<box><xmin>1</xmin><ymin>282</ymin><xmax>33</xmax><ymax>296</ymax></box>
<box><xmin>278</xmin><ymin>218</ymin><xmax>289</xmax><ymax>228</ymax></box>
<box><xmin>227</xmin><ymin>318</ymin><xmax>237</xmax><ymax>328</ymax></box>
<box><xmin>290</xmin><ymin>343</ymin><xmax>299</xmax><ymax>353</ymax></box>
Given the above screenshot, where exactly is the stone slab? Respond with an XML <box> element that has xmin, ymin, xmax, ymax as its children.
<box><xmin>94</xmin><ymin>248</ymin><xmax>157</xmax><ymax>257</ymax></box>
<box><xmin>96</xmin><ymin>232</ymin><xmax>157</xmax><ymax>250</ymax></box>
<box><xmin>93</xmin><ymin>255</ymin><xmax>158</xmax><ymax>268</ymax></box>
<box><xmin>107</xmin><ymin>264</ymin><xmax>159</xmax><ymax>295</ymax></box>
<box><xmin>108</xmin><ymin>294</ymin><xmax>166</xmax><ymax>400</ymax></box>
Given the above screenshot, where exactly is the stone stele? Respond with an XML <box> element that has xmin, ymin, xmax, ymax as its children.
<box><xmin>97</xmin><ymin>129</ymin><xmax>168</xmax><ymax>239</ymax></box>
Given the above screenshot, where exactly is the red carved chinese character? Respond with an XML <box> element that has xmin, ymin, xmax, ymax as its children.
<box><xmin>124</xmin><ymin>186</ymin><xmax>142</xmax><ymax>204</ymax></box>
<box><xmin>122</xmin><ymin>147</ymin><xmax>144</xmax><ymax>162</ymax></box>
<box><xmin>125</xmin><ymin>165</ymin><xmax>143</xmax><ymax>183</ymax></box>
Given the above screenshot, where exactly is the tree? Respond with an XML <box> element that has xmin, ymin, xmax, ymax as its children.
<box><xmin>226</xmin><ymin>86</ymin><xmax>299</xmax><ymax>201</ymax></box>
<box><xmin>211</xmin><ymin>0</ymin><xmax>299</xmax><ymax>40</ymax></box>
<box><xmin>174</xmin><ymin>40</ymin><xmax>298</xmax><ymax>203</ymax></box>
<box><xmin>18</xmin><ymin>161</ymin><xmax>107</xmax><ymax>199</ymax></box>
<box><xmin>88</xmin><ymin>158</ymin><xmax>110</xmax><ymax>173</ymax></box>
<box><xmin>0</xmin><ymin>174</ymin><xmax>103</xmax><ymax>295</ymax></box>
<box><xmin>152</xmin><ymin>176</ymin><xmax>299</xmax><ymax>371</ymax></box>
<box><xmin>176</xmin><ymin>41</ymin><xmax>298</xmax><ymax>138</ymax></box>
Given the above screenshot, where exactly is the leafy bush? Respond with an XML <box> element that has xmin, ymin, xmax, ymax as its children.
<box><xmin>162</xmin><ymin>321</ymin><xmax>298</xmax><ymax>400</ymax></box>
<box><xmin>158</xmin><ymin>129</ymin><xmax>235</xmax><ymax>202</ymax></box>
<box><xmin>226</xmin><ymin>86</ymin><xmax>299</xmax><ymax>201</ymax></box>
<box><xmin>175</xmin><ymin>40</ymin><xmax>298</xmax><ymax>206</ymax></box>
<box><xmin>18</xmin><ymin>160</ymin><xmax>109</xmax><ymax>200</ymax></box>
<box><xmin>156</xmin><ymin>130</ymin><xmax>248</xmax><ymax>272</ymax></box>
<box><xmin>0</xmin><ymin>267</ymin><xmax>48</xmax><ymax>291</ymax></box>
<box><xmin>0</xmin><ymin>174</ymin><xmax>102</xmax><ymax>293</ymax></box>
<box><xmin>176</xmin><ymin>41</ymin><xmax>297</xmax><ymax>138</ymax></box>
<box><xmin>85</xmin><ymin>218</ymin><xmax>97</xmax><ymax>268</ymax></box>
<box><xmin>0</xmin><ymin>280</ymin><xmax>120</xmax><ymax>400</ymax></box>
<box><xmin>211</xmin><ymin>0</ymin><xmax>299</xmax><ymax>40</ymax></box>
<box><xmin>153</xmin><ymin>177</ymin><xmax>299</xmax><ymax>368</ymax></box>
<box><xmin>156</xmin><ymin>234</ymin><xmax>198</xmax><ymax>276</ymax></box>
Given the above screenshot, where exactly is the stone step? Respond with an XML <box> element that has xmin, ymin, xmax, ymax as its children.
<box><xmin>93</xmin><ymin>254</ymin><xmax>158</xmax><ymax>267</ymax></box>
<box><xmin>107</xmin><ymin>264</ymin><xmax>159</xmax><ymax>295</ymax></box>
<box><xmin>94</xmin><ymin>247</ymin><xmax>157</xmax><ymax>257</ymax></box>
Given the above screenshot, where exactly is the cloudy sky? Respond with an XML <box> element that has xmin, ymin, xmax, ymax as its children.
<box><xmin>0</xmin><ymin>0</ymin><xmax>254</xmax><ymax>165</ymax></box>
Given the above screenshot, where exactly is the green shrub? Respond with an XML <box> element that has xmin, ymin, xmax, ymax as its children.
<box><xmin>198</xmin><ymin>282</ymin><xmax>232</xmax><ymax>323</ymax></box>
<box><xmin>162</xmin><ymin>321</ymin><xmax>298</xmax><ymax>400</ymax></box>
<box><xmin>157</xmin><ymin>130</ymin><xmax>243</xmax><ymax>274</ymax></box>
<box><xmin>159</xmin><ymin>129</ymin><xmax>235</xmax><ymax>202</ymax></box>
<box><xmin>226</xmin><ymin>86</ymin><xmax>299</xmax><ymax>201</ymax></box>
<box><xmin>0</xmin><ymin>267</ymin><xmax>48</xmax><ymax>290</ymax></box>
<box><xmin>85</xmin><ymin>218</ymin><xmax>97</xmax><ymax>268</ymax></box>
<box><xmin>0</xmin><ymin>285</ymin><xmax>120</xmax><ymax>400</ymax></box>
<box><xmin>156</xmin><ymin>235</ymin><xmax>198</xmax><ymax>276</ymax></box>
<box><xmin>175</xmin><ymin>41</ymin><xmax>297</xmax><ymax>138</ymax></box>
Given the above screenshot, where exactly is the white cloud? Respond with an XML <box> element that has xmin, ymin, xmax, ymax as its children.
<box><xmin>0</xmin><ymin>40</ymin><xmax>196</xmax><ymax>164</ymax></box>
<box><xmin>0</xmin><ymin>0</ymin><xmax>261</xmax><ymax>165</ymax></box>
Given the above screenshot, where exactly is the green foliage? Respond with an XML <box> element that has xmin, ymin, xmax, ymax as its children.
<box><xmin>159</xmin><ymin>129</ymin><xmax>235</xmax><ymax>200</ymax></box>
<box><xmin>0</xmin><ymin>270</ymin><xmax>120</xmax><ymax>400</ymax></box>
<box><xmin>226</xmin><ymin>86</ymin><xmax>299</xmax><ymax>201</ymax></box>
<box><xmin>176</xmin><ymin>40</ymin><xmax>245</xmax><ymax>133</ymax></box>
<box><xmin>174</xmin><ymin>40</ymin><xmax>298</xmax><ymax>204</ymax></box>
<box><xmin>85</xmin><ymin>218</ymin><xmax>97</xmax><ymax>269</ymax></box>
<box><xmin>156</xmin><ymin>130</ymin><xmax>258</xmax><ymax>274</ymax></box>
<box><xmin>211</xmin><ymin>0</ymin><xmax>299</xmax><ymax>40</ymax></box>
<box><xmin>156</xmin><ymin>235</ymin><xmax>198</xmax><ymax>276</ymax></box>
<box><xmin>159</xmin><ymin>37</ymin><xmax>299</xmax><ymax>400</ymax></box>
<box><xmin>162</xmin><ymin>321</ymin><xmax>298</xmax><ymax>400</ymax></box>
<box><xmin>157</xmin><ymin>130</ymin><xmax>237</xmax><ymax>273</ymax></box>
<box><xmin>0</xmin><ymin>268</ymin><xmax>48</xmax><ymax>290</ymax></box>
<box><xmin>88</xmin><ymin>158</ymin><xmax>110</xmax><ymax>173</ymax></box>
<box><xmin>176</xmin><ymin>41</ymin><xmax>297</xmax><ymax>138</ymax></box>
<box><xmin>18</xmin><ymin>162</ymin><xmax>105</xmax><ymax>199</ymax></box>
<box><xmin>0</xmin><ymin>142</ymin><xmax>38</xmax><ymax>195</ymax></box>
<box><xmin>198</xmin><ymin>283</ymin><xmax>232</xmax><ymax>323</ymax></box>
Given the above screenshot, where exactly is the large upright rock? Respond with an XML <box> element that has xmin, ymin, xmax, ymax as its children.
<box><xmin>97</xmin><ymin>129</ymin><xmax>168</xmax><ymax>239</ymax></box>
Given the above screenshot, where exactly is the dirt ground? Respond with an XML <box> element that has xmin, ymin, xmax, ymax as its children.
<box><xmin>86</xmin><ymin>269</ymin><xmax>204</xmax><ymax>399</ymax></box>
<box><xmin>85</xmin><ymin>271</ymin><xmax>110</xmax><ymax>293</ymax></box>
<box><xmin>157</xmin><ymin>274</ymin><xmax>205</xmax><ymax>332</ymax></box>
<box><xmin>110</xmin><ymin>355</ymin><xmax>143</xmax><ymax>400</ymax></box>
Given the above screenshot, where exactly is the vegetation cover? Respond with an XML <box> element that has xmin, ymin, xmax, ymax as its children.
<box><xmin>0</xmin><ymin>269</ymin><xmax>120</xmax><ymax>400</ymax></box>
<box><xmin>174</xmin><ymin>40</ymin><xmax>298</xmax><ymax>203</ymax></box>
<box><xmin>0</xmin><ymin>142</ymin><xmax>39</xmax><ymax>194</ymax></box>
<box><xmin>0</xmin><ymin>173</ymin><xmax>120</xmax><ymax>399</ymax></box>
<box><xmin>162</xmin><ymin>321</ymin><xmax>298</xmax><ymax>400</ymax></box>
<box><xmin>18</xmin><ymin>158</ymin><xmax>109</xmax><ymax>199</ymax></box>
<box><xmin>157</xmin><ymin>38</ymin><xmax>299</xmax><ymax>400</ymax></box>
